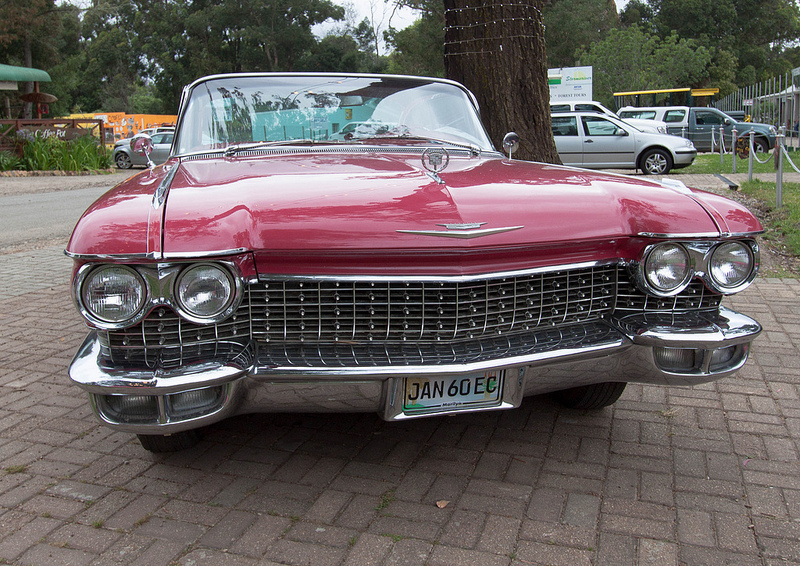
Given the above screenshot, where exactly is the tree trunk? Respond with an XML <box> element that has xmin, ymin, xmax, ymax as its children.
<box><xmin>23</xmin><ymin>34</ymin><xmax>33</xmax><ymax>120</ymax></box>
<box><xmin>443</xmin><ymin>0</ymin><xmax>560</xmax><ymax>164</ymax></box>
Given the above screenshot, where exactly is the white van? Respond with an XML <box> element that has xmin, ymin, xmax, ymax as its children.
<box><xmin>550</xmin><ymin>101</ymin><xmax>668</xmax><ymax>134</ymax></box>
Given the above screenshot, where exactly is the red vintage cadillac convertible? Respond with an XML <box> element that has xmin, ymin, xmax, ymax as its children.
<box><xmin>67</xmin><ymin>74</ymin><xmax>762</xmax><ymax>452</ymax></box>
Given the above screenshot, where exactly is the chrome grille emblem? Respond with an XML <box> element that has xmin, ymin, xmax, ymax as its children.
<box><xmin>397</xmin><ymin>223</ymin><xmax>523</xmax><ymax>239</ymax></box>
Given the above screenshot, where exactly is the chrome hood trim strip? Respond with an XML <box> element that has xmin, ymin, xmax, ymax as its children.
<box><xmin>637</xmin><ymin>231</ymin><xmax>764</xmax><ymax>238</ymax></box>
<box><xmin>396</xmin><ymin>226</ymin><xmax>524</xmax><ymax>239</ymax></box>
<box><xmin>65</xmin><ymin>248</ymin><xmax>249</xmax><ymax>261</ymax></box>
<box><xmin>257</xmin><ymin>259</ymin><xmax>621</xmax><ymax>282</ymax></box>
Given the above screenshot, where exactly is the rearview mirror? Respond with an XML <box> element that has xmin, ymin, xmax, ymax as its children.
<box><xmin>338</xmin><ymin>95</ymin><xmax>364</xmax><ymax>107</ymax></box>
<box><xmin>132</xmin><ymin>133</ymin><xmax>155</xmax><ymax>169</ymax></box>
<box><xmin>502</xmin><ymin>132</ymin><xmax>520</xmax><ymax>160</ymax></box>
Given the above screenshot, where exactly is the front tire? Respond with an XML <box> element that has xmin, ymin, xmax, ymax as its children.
<box><xmin>753</xmin><ymin>138</ymin><xmax>769</xmax><ymax>153</ymax></box>
<box><xmin>641</xmin><ymin>148</ymin><xmax>672</xmax><ymax>175</ymax></box>
<box><xmin>137</xmin><ymin>430</ymin><xmax>201</xmax><ymax>453</ymax></box>
<box><xmin>552</xmin><ymin>382</ymin><xmax>627</xmax><ymax>410</ymax></box>
<box><xmin>115</xmin><ymin>152</ymin><xmax>133</xmax><ymax>169</ymax></box>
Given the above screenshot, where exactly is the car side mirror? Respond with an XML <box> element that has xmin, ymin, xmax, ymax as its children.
<box><xmin>502</xmin><ymin>132</ymin><xmax>520</xmax><ymax>160</ymax></box>
<box><xmin>724</xmin><ymin>119</ymin><xmax>732</xmax><ymax>125</ymax></box>
<box><xmin>132</xmin><ymin>133</ymin><xmax>155</xmax><ymax>169</ymax></box>
<box><xmin>617</xmin><ymin>130</ymin><xmax>629</xmax><ymax>136</ymax></box>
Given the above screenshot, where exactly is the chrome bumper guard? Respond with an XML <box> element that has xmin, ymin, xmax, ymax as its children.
<box><xmin>69</xmin><ymin>307</ymin><xmax>761</xmax><ymax>433</ymax></box>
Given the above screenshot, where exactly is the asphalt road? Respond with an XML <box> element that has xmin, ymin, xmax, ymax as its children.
<box><xmin>0</xmin><ymin>171</ymin><xmax>136</xmax><ymax>252</ymax></box>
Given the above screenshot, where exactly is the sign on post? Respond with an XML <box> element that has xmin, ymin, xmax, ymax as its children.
<box><xmin>548</xmin><ymin>66</ymin><xmax>593</xmax><ymax>102</ymax></box>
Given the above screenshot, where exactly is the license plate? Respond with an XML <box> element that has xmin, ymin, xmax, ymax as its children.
<box><xmin>402</xmin><ymin>371</ymin><xmax>504</xmax><ymax>415</ymax></box>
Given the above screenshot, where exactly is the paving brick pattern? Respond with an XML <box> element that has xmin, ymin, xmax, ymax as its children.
<box><xmin>2</xmin><ymin>193</ymin><xmax>800</xmax><ymax>564</ymax></box>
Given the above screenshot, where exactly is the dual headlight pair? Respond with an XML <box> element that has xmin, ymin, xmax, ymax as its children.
<box><xmin>78</xmin><ymin>263</ymin><xmax>236</xmax><ymax>326</ymax></box>
<box><xmin>640</xmin><ymin>240</ymin><xmax>757</xmax><ymax>296</ymax></box>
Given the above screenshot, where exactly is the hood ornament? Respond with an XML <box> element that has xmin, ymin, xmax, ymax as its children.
<box><xmin>422</xmin><ymin>147</ymin><xmax>449</xmax><ymax>184</ymax></box>
<box><xmin>397</xmin><ymin>222</ymin><xmax>523</xmax><ymax>239</ymax></box>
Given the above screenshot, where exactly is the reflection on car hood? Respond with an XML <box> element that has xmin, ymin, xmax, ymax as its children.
<box><xmin>66</xmin><ymin>151</ymin><xmax>762</xmax><ymax>271</ymax></box>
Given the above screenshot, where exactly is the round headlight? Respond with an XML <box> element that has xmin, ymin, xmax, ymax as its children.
<box><xmin>81</xmin><ymin>265</ymin><xmax>146</xmax><ymax>323</ymax></box>
<box><xmin>175</xmin><ymin>264</ymin><xmax>234</xmax><ymax>319</ymax></box>
<box><xmin>710</xmin><ymin>241</ymin><xmax>753</xmax><ymax>290</ymax></box>
<box><xmin>643</xmin><ymin>243</ymin><xmax>692</xmax><ymax>294</ymax></box>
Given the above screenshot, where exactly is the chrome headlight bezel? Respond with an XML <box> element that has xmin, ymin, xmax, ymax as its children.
<box><xmin>706</xmin><ymin>240</ymin><xmax>758</xmax><ymax>294</ymax></box>
<box><xmin>73</xmin><ymin>260</ymin><xmax>245</xmax><ymax>329</ymax></box>
<box><xmin>639</xmin><ymin>242</ymin><xmax>694</xmax><ymax>296</ymax></box>
<box><xmin>634</xmin><ymin>239</ymin><xmax>759</xmax><ymax>298</ymax></box>
<box><xmin>173</xmin><ymin>263</ymin><xmax>238</xmax><ymax>323</ymax></box>
<box><xmin>76</xmin><ymin>264</ymin><xmax>148</xmax><ymax>325</ymax></box>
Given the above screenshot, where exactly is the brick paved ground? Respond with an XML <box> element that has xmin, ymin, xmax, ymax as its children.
<box><xmin>1</xmin><ymin>183</ymin><xmax>800</xmax><ymax>565</ymax></box>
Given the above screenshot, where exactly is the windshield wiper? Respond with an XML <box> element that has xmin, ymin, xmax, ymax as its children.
<box><xmin>359</xmin><ymin>135</ymin><xmax>482</xmax><ymax>156</ymax></box>
<box><xmin>223</xmin><ymin>139</ymin><xmax>317</xmax><ymax>156</ymax></box>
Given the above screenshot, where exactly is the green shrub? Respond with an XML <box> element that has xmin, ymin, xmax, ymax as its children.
<box><xmin>0</xmin><ymin>151</ymin><xmax>22</xmax><ymax>171</ymax></box>
<box><xmin>16</xmin><ymin>131</ymin><xmax>111</xmax><ymax>171</ymax></box>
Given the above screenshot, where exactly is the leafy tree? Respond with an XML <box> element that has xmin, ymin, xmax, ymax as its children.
<box><xmin>0</xmin><ymin>0</ymin><xmax>61</xmax><ymax>63</ymax></box>
<box><xmin>706</xmin><ymin>48</ymin><xmax>739</xmax><ymax>98</ymax></box>
<box><xmin>650</xmin><ymin>0</ymin><xmax>800</xmax><ymax>83</ymax></box>
<box><xmin>27</xmin><ymin>4</ymin><xmax>83</xmax><ymax>116</ymax></box>
<box><xmin>297</xmin><ymin>34</ymin><xmax>385</xmax><ymax>73</ymax></box>
<box><xmin>651</xmin><ymin>0</ymin><xmax>737</xmax><ymax>44</ymax></box>
<box><xmin>578</xmin><ymin>25</ymin><xmax>711</xmax><ymax>106</ymax></box>
<box><xmin>385</xmin><ymin>0</ymin><xmax>445</xmax><ymax>76</ymax></box>
<box><xmin>0</xmin><ymin>0</ymin><xmax>63</xmax><ymax>116</ymax></box>
<box><xmin>78</xmin><ymin>0</ymin><xmax>144</xmax><ymax>113</ymax></box>
<box><xmin>135</xmin><ymin>0</ymin><xmax>346</xmax><ymax>111</ymax></box>
<box><xmin>619</xmin><ymin>0</ymin><xmax>656</xmax><ymax>31</ymax></box>
<box><xmin>544</xmin><ymin>0</ymin><xmax>619</xmax><ymax>68</ymax></box>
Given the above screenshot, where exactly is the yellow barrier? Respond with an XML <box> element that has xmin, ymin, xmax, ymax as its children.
<box><xmin>65</xmin><ymin>113</ymin><xmax>177</xmax><ymax>143</ymax></box>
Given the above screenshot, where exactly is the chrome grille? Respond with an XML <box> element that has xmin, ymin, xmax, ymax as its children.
<box><xmin>98</xmin><ymin>303</ymin><xmax>251</xmax><ymax>369</ymax></box>
<box><xmin>615</xmin><ymin>277</ymin><xmax>720</xmax><ymax>312</ymax></box>
<box><xmin>250</xmin><ymin>265</ymin><xmax>619</xmax><ymax>344</ymax></box>
<box><xmin>98</xmin><ymin>264</ymin><xmax>723</xmax><ymax>369</ymax></box>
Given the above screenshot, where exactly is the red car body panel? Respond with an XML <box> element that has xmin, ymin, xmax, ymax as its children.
<box><xmin>67</xmin><ymin>153</ymin><xmax>762</xmax><ymax>276</ymax></box>
<box><xmin>65</xmin><ymin>74</ymin><xmax>764</xmax><ymax>446</ymax></box>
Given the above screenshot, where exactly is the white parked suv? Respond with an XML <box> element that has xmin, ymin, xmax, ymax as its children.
<box><xmin>551</xmin><ymin>101</ymin><xmax>668</xmax><ymax>134</ymax></box>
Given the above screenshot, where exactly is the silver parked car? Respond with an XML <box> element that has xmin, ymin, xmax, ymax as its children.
<box><xmin>551</xmin><ymin>100</ymin><xmax>669</xmax><ymax>134</ymax></box>
<box><xmin>552</xmin><ymin>112</ymin><xmax>697</xmax><ymax>175</ymax></box>
<box><xmin>113</xmin><ymin>130</ymin><xmax>174</xmax><ymax>169</ymax></box>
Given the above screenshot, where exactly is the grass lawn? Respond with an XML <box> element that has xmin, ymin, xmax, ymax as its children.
<box><xmin>674</xmin><ymin>152</ymin><xmax>784</xmax><ymax>175</ymax></box>
<box><xmin>740</xmin><ymin>179</ymin><xmax>800</xmax><ymax>258</ymax></box>
<box><xmin>669</xmin><ymin>154</ymin><xmax>800</xmax><ymax>277</ymax></box>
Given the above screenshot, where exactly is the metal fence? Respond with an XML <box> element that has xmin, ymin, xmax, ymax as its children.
<box><xmin>716</xmin><ymin>70</ymin><xmax>799</xmax><ymax>148</ymax></box>
<box><xmin>714</xmin><ymin>125</ymin><xmax>799</xmax><ymax>207</ymax></box>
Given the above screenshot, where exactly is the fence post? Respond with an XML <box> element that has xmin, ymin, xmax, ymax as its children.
<box><xmin>777</xmin><ymin>127</ymin><xmax>785</xmax><ymax>208</ymax></box>
<box><xmin>748</xmin><ymin>129</ymin><xmax>754</xmax><ymax>182</ymax></box>
<box><xmin>720</xmin><ymin>126</ymin><xmax>724</xmax><ymax>166</ymax></box>
<box><xmin>732</xmin><ymin>126</ymin><xmax>737</xmax><ymax>174</ymax></box>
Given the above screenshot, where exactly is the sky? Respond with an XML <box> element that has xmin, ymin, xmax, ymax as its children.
<box><xmin>312</xmin><ymin>1</ymin><xmax>421</xmax><ymax>54</ymax></box>
<box><xmin>322</xmin><ymin>0</ymin><xmax>630</xmax><ymax>38</ymax></box>
<box><xmin>332</xmin><ymin>0</ymin><xmax>421</xmax><ymax>31</ymax></box>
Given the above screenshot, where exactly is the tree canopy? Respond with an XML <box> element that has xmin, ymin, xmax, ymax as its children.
<box><xmin>1</xmin><ymin>0</ymin><xmax>798</xmax><ymax>118</ymax></box>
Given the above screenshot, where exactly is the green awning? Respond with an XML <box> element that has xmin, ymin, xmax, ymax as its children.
<box><xmin>0</xmin><ymin>64</ymin><xmax>51</xmax><ymax>82</ymax></box>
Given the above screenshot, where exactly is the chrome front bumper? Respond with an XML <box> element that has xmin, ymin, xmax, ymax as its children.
<box><xmin>69</xmin><ymin>307</ymin><xmax>761</xmax><ymax>434</ymax></box>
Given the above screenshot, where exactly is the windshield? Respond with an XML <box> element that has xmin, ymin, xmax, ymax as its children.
<box><xmin>175</xmin><ymin>75</ymin><xmax>495</xmax><ymax>154</ymax></box>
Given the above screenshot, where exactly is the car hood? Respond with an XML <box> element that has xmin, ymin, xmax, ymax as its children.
<box><xmin>622</xmin><ymin>118</ymin><xmax>667</xmax><ymax>133</ymax></box>
<box><xmin>734</xmin><ymin>120</ymin><xmax>775</xmax><ymax>134</ymax></box>
<box><xmin>67</xmin><ymin>151</ymin><xmax>761</xmax><ymax>272</ymax></box>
